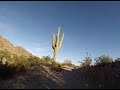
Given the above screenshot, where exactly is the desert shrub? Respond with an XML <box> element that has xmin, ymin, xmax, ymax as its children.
<box><xmin>41</xmin><ymin>56</ymin><xmax>52</xmax><ymax>66</ymax></box>
<box><xmin>80</xmin><ymin>55</ymin><xmax>120</xmax><ymax>88</ymax></box>
<box><xmin>94</xmin><ymin>55</ymin><xmax>113</xmax><ymax>65</ymax></box>
<box><xmin>0</xmin><ymin>50</ymin><xmax>46</xmax><ymax>78</ymax></box>
<box><xmin>47</xmin><ymin>61</ymin><xmax>64</xmax><ymax>72</ymax></box>
<box><xmin>62</xmin><ymin>60</ymin><xmax>72</xmax><ymax>66</ymax></box>
<box><xmin>0</xmin><ymin>51</ymin><xmax>17</xmax><ymax>77</ymax></box>
<box><xmin>0</xmin><ymin>50</ymin><xmax>12</xmax><ymax>62</ymax></box>
<box><xmin>27</xmin><ymin>56</ymin><xmax>41</xmax><ymax>67</ymax></box>
<box><xmin>0</xmin><ymin>52</ymin><xmax>28</xmax><ymax>77</ymax></box>
<box><xmin>80</xmin><ymin>59</ymin><xmax>92</xmax><ymax>68</ymax></box>
<box><xmin>79</xmin><ymin>52</ymin><xmax>92</xmax><ymax>68</ymax></box>
<box><xmin>50</xmin><ymin>62</ymin><xmax>63</xmax><ymax>72</ymax></box>
<box><xmin>62</xmin><ymin>60</ymin><xmax>75</xmax><ymax>68</ymax></box>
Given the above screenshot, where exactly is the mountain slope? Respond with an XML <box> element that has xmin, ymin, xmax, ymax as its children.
<box><xmin>15</xmin><ymin>46</ymin><xmax>32</xmax><ymax>58</ymax></box>
<box><xmin>0</xmin><ymin>35</ymin><xmax>32</xmax><ymax>58</ymax></box>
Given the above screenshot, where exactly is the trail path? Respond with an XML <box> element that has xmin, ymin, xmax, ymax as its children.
<box><xmin>61</xmin><ymin>68</ymin><xmax>104</xmax><ymax>89</ymax></box>
<box><xmin>0</xmin><ymin>65</ymin><xmax>105</xmax><ymax>89</ymax></box>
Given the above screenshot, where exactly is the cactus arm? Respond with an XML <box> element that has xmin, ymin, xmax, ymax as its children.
<box><xmin>58</xmin><ymin>33</ymin><xmax>64</xmax><ymax>50</ymax></box>
<box><xmin>57</xmin><ymin>27</ymin><xmax>60</xmax><ymax>44</ymax></box>
<box><xmin>56</xmin><ymin>27</ymin><xmax>60</xmax><ymax>50</ymax></box>
<box><xmin>55</xmin><ymin>27</ymin><xmax>60</xmax><ymax>47</ymax></box>
<box><xmin>52</xmin><ymin>34</ymin><xmax>55</xmax><ymax>49</ymax></box>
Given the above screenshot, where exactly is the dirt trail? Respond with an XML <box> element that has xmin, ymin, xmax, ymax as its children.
<box><xmin>0</xmin><ymin>65</ymin><xmax>105</xmax><ymax>89</ymax></box>
<box><xmin>61</xmin><ymin>68</ymin><xmax>104</xmax><ymax>89</ymax></box>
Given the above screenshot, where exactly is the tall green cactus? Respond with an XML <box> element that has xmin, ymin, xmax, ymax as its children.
<box><xmin>52</xmin><ymin>27</ymin><xmax>64</xmax><ymax>62</ymax></box>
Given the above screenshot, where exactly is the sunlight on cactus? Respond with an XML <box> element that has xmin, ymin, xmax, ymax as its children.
<box><xmin>52</xmin><ymin>27</ymin><xmax>64</xmax><ymax>62</ymax></box>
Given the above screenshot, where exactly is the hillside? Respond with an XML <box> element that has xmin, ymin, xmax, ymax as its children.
<box><xmin>0</xmin><ymin>64</ymin><xmax>64</xmax><ymax>89</ymax></box>
<box><xmin>15</xmin><ymin>46</ymin><xmax>32</xmax><ymax>58</ymax></box>
<box><xmin>0</xmin><ymin>35</ymin><xmax>32</xmax><ymax>58</ymax></box>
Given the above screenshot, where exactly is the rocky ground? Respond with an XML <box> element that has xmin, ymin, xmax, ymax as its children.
<box><xmin>0</xmin><ymin>65</ymin><xmax>108</xmax><ymax>89</ymax></box>
<box><xmin>62</xmin><ymin>68</ymin><xmax>105</xmax><ymax>89</ymax></box>
<box><xmin>0</xmin><ymin>65</ymin><xmax>64</xmax><ymax>89</ymax></box>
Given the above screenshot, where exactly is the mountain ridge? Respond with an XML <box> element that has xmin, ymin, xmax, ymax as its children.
<box><xmin>0</xmin><ymin>35</ymin><xmax>33</xmax><ymax>58</ymax></box>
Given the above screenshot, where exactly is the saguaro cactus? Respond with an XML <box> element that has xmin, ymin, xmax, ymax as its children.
<box><xmin>52</xmin><ymin>27</ymin><xmax>64</xmax><ymax>62</ymax></box>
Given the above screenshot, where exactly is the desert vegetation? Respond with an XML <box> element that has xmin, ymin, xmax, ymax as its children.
<box><xmin>0</xmin><ymin>49</ymin><xmax>75</xmax><ymax>78</ymax></box>
<box><xmin>78</xmin><ymin>53</ymin><xmax>120</xmax><ymax>89</ymax></box>
<box><xmin>0</xmin><ymin>28</ymin><xmax>120</xmax><ymax>89</ymax></box>
<box><xmin>1</xmin><ymin>47</ymin><xmax>120</xmax><ymax>89</ymax></box>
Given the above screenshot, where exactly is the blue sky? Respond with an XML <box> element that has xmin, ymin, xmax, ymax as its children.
<box><xmin>0</xmin><ymin>1</ymin><xmax>120</xmax><ymax>65</ymax></box>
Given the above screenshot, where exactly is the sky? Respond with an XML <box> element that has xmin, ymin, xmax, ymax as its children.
<box><xmin>0</xmin><ymin>1</ymin><xmax>120</xmax><ymax>65</ymax></box>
